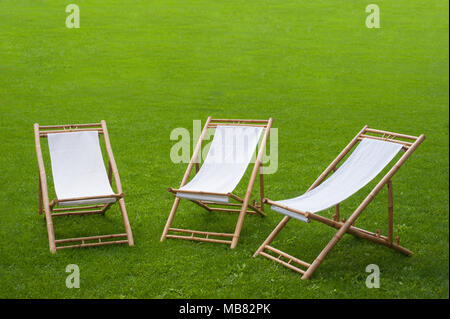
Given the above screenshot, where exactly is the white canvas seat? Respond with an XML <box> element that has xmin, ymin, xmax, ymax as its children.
<box><xmin>176</xmin><ymin>125</ymin><xmax>263</xmax><ymax>203</ymax></box>
<box><xmin>48</xmin><ymin>131</ymin><xmax>116</xmax><ymax>207</ymax></box>
<box><xmin>272</xmin><ymin>138</ymin><xmax>403</xmax><ymax>222</ymax></box>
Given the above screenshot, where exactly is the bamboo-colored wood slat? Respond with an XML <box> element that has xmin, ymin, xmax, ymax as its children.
<box><xmin>265</xmin><ymin>245</ymin><xmax>311</xmax><ymax>268</ymax></box>
<box><xmin>55</xmin><ymin>233</ymin><xmax>128</xmax><ymax>244</ymax></box>
<box><xmin>359</xmin><ymin>134</ymin><xmax>412</xmax><ymax>148</ymax></box>
<box><xmin>208</xmin><ymin>123</ymin><xmax>267</xmax><ymax>128</ymax></box>
<box><xmin>56</xmin><ymin>240</ymin><xmax>129</xmax><ymax>250</ymax></box>
<box><xmin>39</xmin><ymin>123</ymin><xmax>102</xmax><ymax>129</ymax></box>
<box><xmin>209</xmin><ymin>118</ymin><xmax>269</xmax><ymax>123</ymax></box>
<box><xmin>209</xmin><ymin>207</ymin><xmax>257</xmax><ymax>214</ymax></box>
<box><xmin>40</xmin><ymin>128</ymin><xmax>104</xmax><ymax>137</ymax></box>
<box><xmin>228</xmin><ymin>193</ymin><xmax>266</xmax><ymax>216</ymax></box>
<box><xmin>52</xmin><ymin>209</ymin><xmax>104</xmax><ymax>217</ymax></box>
<box><xmin>364</xmin><ymin>128</ymin><xmax>418</xmax><ymax>140</ymax></box>
<box><xmin>259</xmin><ymin>251</ymin><xmax>306</xmax><ymax>275</ymax></box>
<box><xmin>52</xmin><ymin>204</ymin><xmax>104</xmax><ymax>212</ymax></box>
<box><xmin>165</xmin><ymin>235</ymin><xmax>232</xmax><ymax>245</ymax></box>
<box><xmin>168</xmin><ymin>228</ymin><xmax>234</xmax><ymax>237</ymax></box>
<box><xmin>167</xmin><ymin>228</ymin><xmax>233</xmax><ymax>245</ymax></box>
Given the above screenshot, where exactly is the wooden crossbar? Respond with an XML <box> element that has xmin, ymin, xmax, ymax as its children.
<box><xmin>209</xmin><ymin>118</ymin><xmax>269</xmax><ymax>123</ymax></box>
<box><xmin>167</xmin><ymin>228</ymin><xmax>233</xmax><ymax>245</ymax></box>
<box><xmin>52</xmin><ymin>204</ymin><xmax>104</xmax><ymax>212</ymax></box>
<box><xmin>52</xmin><ymin>209</ymin><xmax>104</xmax><ymax>217</ymax></box>
<box><xmin>255</xmin><ymin>125</ymin><xmax>425</xmax><ymax>279</ymax></box>
<box><xmin>265</xmin><ymin>245</ymin><xmax>311</xmax><ymax>268</ymax></box>
<box><xmin>208</xmin><ymin>123</ymin><xmax>267</xmax><ymax>128</ymax></box>
<box><xmin>259</xmin><ymin>252</ymin><xmax>306</xmax><ymax>275</ymax></box>
<box><xmin>364</xmin><ymin>128</ymin><xmax>418</xmax><ymax>140</ymax></box>
<box><xmin>208</xmin><ymin>118</ymin><xmax>270</xmax><ymax>128</ymax></box>
<box><xmin>185</xmin><ymin>197</ymin><xmax>262</xmax><ymax>216</ymax></box>
<box><xmin>358</xmin><ymin>134</ymin><xmax>412</xmax><ymax>148</ymax></box>
<box><xmin>55</xmin><ymin>233</ymin><xmax>128</xmax><ymax>250</ymax></box>
<box><xmin>39</xmin><ymin>123</ymin><xmax>103</xmax><ymax>137</ymax></box>
<box><xmin>40</xmin><ymin>129</ymin><xmax>103</xmax><ymax>137</ymax></box>
<box><xmin>55</xmin><ymin>233</ymin><xmax>128</xmax><ymax>244</ymax></box>
<box><xmin>39</xmin><ymin>123</ymin><xmax>102</xmax><ymax>129</ymax></box>
<box><xmin>209</xmin><ymin>207</ymin><xmax>257</xmax><ymax>214</ymax></box>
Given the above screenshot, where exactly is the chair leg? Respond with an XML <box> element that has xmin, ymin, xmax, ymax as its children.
<box><xmin>43</xmin><ymin>206</ymin><xmax>56</xmax><ymax>253</ymax></box>
<box><xmin>118</xmin><ymin>198</ymin><xmax>134</xmax><ymax>246</ymax></box>
<box><xmin>254</xmin><ymin>216</ymin><xmax>291</xmax><ymax>257</ymax></box>
<box><xmin>230</xmin><ymin>204</ymin><xmax>248</xmax><ymax>249</ymax></box>
<box><xmin>38</xmin><ymin>175</ymin><xmax>43</xmax><ymax>215</ymax></box>
<box><xmin>301</xmin><ymin>218</ymin><xmax>355</xmax><ymax>280</ymax></box>
<box><xmin>230</xmin><ymin>193</ymin><xmax>256</xmax><ymax>248</ymax></box>
<box><xmin>161</xmin><ymin>197</ymin><xmax>181</xmax><ymax>241</ymax></box>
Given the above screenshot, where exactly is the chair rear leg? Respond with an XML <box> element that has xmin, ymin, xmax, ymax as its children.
<box><xmin>161</xmin><ymin>197</ymin><xmax>181</xmax><ymax>241</ymax></box>
<box><xmin>231</xmin><ymin>199</ymin><xmax>252</xmax><ymax>249</ymax></box>
<box><xmin>44</xmin><ymin>206</ymin><xmax>56</xmax><ymax>253</ymax></box>
<box><xmin>118</xmin><ymin>198</ymin><xmax>134</xmax><ymax>246</ymax></box>
<box><xmin>38</xmin><ymin>175</ymin><xmax>43</xmax><ymax>215</ymax></box>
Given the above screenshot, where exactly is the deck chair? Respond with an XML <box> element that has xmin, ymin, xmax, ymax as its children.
<box><xmin>33</xmin><ymin>121</ymin><xmax>134</xmax><ymax>253</ymax></box>
<box><xmin>254</xmin><ymin>126</ymin><xmax>425</xmax><ymax>279</ymax></box>
<box><xmin>161</xmin><ymin>117</ymin><xmax>273</xmax><ymax>248</ymax></box>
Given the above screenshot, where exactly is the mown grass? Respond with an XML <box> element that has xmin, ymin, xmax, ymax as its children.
<box><xmin>0</xmin><ymin>0</ymin><xmax>448</xmax><ymax>298</ymax></box>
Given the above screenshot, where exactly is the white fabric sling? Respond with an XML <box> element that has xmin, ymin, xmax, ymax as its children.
<box><xmin>47</xmin><ymin>131</ymin><xmax>116</xmax><ymax>207</ymax></box>
<box><xmin>176</xmin><ymin>125</ymin><xmax>263</xmax><ymax>203</ymax></box>
<box><xmin>272</xmin><ymin>138</ymin><xmax>403</xmax><ymax>222</ymax></box>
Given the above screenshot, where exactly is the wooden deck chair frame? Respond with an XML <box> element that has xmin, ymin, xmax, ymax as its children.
<box><xmin>161</xmin><ymin>116</ymin><xmax>273</xmax><ymax>249</ymax></box>
<box><xmin>254</xmin><ymin>126</ymin><xmax>425</xmax><ymax>279</ymax></box>
<box><xmin>34</xmin><ymin>120</ymin><xmax>134</xmax><ymax>253</ymax></box>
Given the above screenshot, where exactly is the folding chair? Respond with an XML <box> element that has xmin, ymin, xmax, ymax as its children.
<box><xmin>254</xmin><ymin>126</ymin><xmax>425</xmax><ymax>279</ymax></box>
<box><xmin>161</xmin><ymin>117</ymin><xmax>273</xmax><ymax>248</ymax></box>
<box><xmin>34</xmin><ymin>120</ymin><xmax>134</xmax><ymax>253</ymax></box>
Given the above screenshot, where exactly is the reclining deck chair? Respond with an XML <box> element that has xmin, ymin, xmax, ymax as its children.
<box><xmin>161</xmin><ymin>117</ymin><xmax>273</xmax><ymax>248</ymax></box>
<box><xmin>254</xmin><ymin>126</ymin><xmax>425</xmax><ymax>279</ymax></box>
<box><xmin>34</xmin><ymin>121</ymin><xmax>134</xmax><ymax>253</ymax></box>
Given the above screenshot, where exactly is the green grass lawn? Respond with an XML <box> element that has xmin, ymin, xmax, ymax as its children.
<box><xmin>0</xmin><ymin>0</ymin><xmax>448</xmax><ymax>298</ymax></box>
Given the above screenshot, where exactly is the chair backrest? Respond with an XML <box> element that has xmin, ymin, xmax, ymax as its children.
<box><xmin>180</xmin><ymin>125</ymin><xmax>263</xmax><ymax>194</ymax></box>
<box><xmin>47</xmin><ymin>131</ymin><xmax>114</xmax><ymax>200</ymax></box>
<box><xmin>278</xmin><ymin>138</ymin><xmax>403</xmax><ymax>213</ymax></box>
